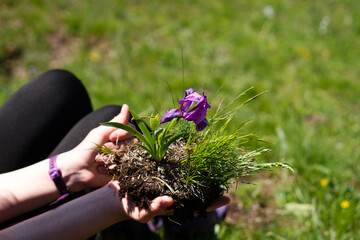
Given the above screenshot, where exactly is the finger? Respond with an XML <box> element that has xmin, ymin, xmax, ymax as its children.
<box><xmin>116</xmin><ymin>137</ymin><xmax>137</xmax><ymax>149</ymax></box>
<box><xmin>85</xmin><ymin>162</ymin><xmax>112</xmax><ymax>187</ymax></box>
<box><xmin>94</xmin><ymin>142</ymin><xmax>116</xmax><ymax>164</ymax></box>
<box><xmin>79</xmin><ymin>105</ymin><xmax>131</xmax><ymax>148</ymax></box>
<box><xmin>109</xmin><ymin>128</ymin><xmax>134</xmax><ymax>143</ymax></box>
<box><xmin>149</xmin><ymin>196</ymin><xmax>174</xmax><ymax>216</ymax></box>
<box><xmin>103</xmin><ymin>142</ymin><xmax>116</xmax><ymax>151</ymax></box>
<box><xmin>110</xmin><ymin>104</ymin><xmax>130</xmax><ymax>124</ymax></box>
<box><xmin>102</xmin><ymin>104</ymin><xmax>130</xmax><ymax>135</ymax></box>
<box><xmin>99</xmin><ymin>138</ymin><xmax>136</xmax><ymax>153</ymax></box>
<box><xmin>109</xmin><ymin>122</ymin><xmax>136</xmax><ymax>141</ymax></box>
<box><xmin>92</xmin><ymin>171</ymin><xmax>112</xmax><ymax>187</ymax></box>
<box><xmin>206</xmin><ymin>196</ymin><xmax>231</xmax><ymax>212</ymax></box>
<box><xmin>97</xmin><ymin>164</ymin><xmax>109</xmax><ymax>175</ymax></box>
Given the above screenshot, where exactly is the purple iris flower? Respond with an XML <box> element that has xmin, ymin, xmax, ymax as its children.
<box><xmin>160</xmin><ymin>87</ymin><xmax>211</xmax><ymax>131</ymax></box>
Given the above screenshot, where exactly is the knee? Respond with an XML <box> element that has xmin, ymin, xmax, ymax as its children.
<box><xmin>39</xmin><ymin>69</ymin><xmax>90</xmax><ymax>99</ymax></box>
<box><xmin>38</xmin><ymin>69</ymin><xmax>82</xmax><ymax>90</ymax></box>
<box><xmin>32</xmin><ymin>69</ymin><xmax>92</xmax><ymax>113</ymax></box>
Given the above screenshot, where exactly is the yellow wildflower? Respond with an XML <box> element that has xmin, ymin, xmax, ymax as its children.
<box><xmin>90</xmin><ymin>52</ymin><xmax>100</xmax><ymax>62</ymax></box>
<box><xmin>340</xmin><ymin>200</ymin><xmax>350</xmax><ymax>209</ymax></box>
<box><xmin>320</xmin><ymin>178</ymin><xmax>328</xmax><ymax>187</ymax></box>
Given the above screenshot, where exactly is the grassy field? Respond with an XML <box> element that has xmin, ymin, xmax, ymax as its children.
<box><xmin>1</xmin><ymin>0</ymin><xmax>360</xmax><ymax>239</ymax></box>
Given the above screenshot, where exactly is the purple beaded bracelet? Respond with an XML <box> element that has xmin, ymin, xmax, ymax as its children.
<box><xmin>49</xmin><ymin>155</ymin><xmax>71</xmax><ymax>205</ymax></box>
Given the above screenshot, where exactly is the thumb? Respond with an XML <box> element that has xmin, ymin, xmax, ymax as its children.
<box><xmin>103</xmin><ymin>104</ymin><xmax>131</xmax><ymax>136</ymax></box>
<box><xmin>78</xmin><ymin>105</ymin><xmax>131</xmax><ymax>149</ymax></box>
<box><xmin>110</xmin><ymin>104</ymin><xmax>130</xmax><ymax>124</ymax></box>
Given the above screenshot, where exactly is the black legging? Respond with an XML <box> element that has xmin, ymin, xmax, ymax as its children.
<box><xmin>0</xmin><ymin>69</ymin><xmax>122</xmax><ymax>173</ymax></box>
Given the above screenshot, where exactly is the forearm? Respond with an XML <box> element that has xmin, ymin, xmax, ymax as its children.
<box><xmin>0</xmin><ymin>183</ymin><xmax>125</xmax><ymax>240</ymax></box>
<box><xmin>0</xmin><ymin>152</ymin><xmax>83</xmax><ymax>223</ymax></box>
<box><xmin>0</xmin><ymin>158</ymin><xmax>59</xmax><ymax>222</ymax></box>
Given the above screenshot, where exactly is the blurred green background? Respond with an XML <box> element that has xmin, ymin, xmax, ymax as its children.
<box><xmin>1</xmin><ymin>0</ymin><xmax>359</xmax><ymax>239</ymax></box>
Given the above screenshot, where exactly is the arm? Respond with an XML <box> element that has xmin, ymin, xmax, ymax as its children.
<box><xmin>0</xmin><ymin>105</ymin><xmax>133</xmax><ymax>223</ymax></box>
<box><xmin>0</xmin><ymin>157</ymin><xmax>63</xmax><ymax>223</ymax></box>
<box><xmin>0</xmin><ymin>181</ymin><xmax>229</xmax><ymax>240</ymax></box>
<box><xmin>0</xmin><ymin>181</ymin><xmax>174</xmax><ymax>240</ymax></box>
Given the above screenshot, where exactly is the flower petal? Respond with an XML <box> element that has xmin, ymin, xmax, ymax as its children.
<box><xmin>184</xmin><ymin>87</ymin><xmax>195</xmax><ymax>97</ymax></box>
<box><xmin>160</xmin><ymin>109</ymin><xmax>182</xmax><ymax>124</ymax></box>
<box><xmin>179</xmin><ymin>91</ymin><xmax>202</xmax><ymax>112</ymax></box>
<box><xmin>182</xmin><ymin>92</ymin><xmax>202</xmax><ymax>102</ymax></box>
<box><xmin>183</xmin><ymin>93</ymin><xmax>211</xmax><ymax>124</ymax></box>
<box><xmin>184</xmin><ymin>107</ymin><xmax>206</xmax><ymax>124</ymax></box>
<box><xmin>196</xmin><ymin>118</ymin><xmax>209</xmax><ymax>131</ymax></box>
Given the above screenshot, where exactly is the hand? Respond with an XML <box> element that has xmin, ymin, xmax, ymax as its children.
<box><xmin>120</xmin><ymin>194</ymin><xmax>229</xmax><ymax>224</ymax></box>
<box><xmin>105</xmin><ymin>181</ymin><xmax>173</xmax><ymax>223</ymax></box>
<box><xmin>206</xmin><ymin>195</ymin><xmax>231</xmax><ymax>212</ymax></box>
<box><xmin>121</xmin><ymin>194</ymin><xmax>174</xmax><ymax>223</ymax></box>
<box><xmin>108</xmin><ymin>181</ymin><xmax>230</xmax><ymax>223</ymax></box>
<box><xmin>58</xmin><ymin>105</ymin><xmax>135</xmax><ymax>192</ymax></box>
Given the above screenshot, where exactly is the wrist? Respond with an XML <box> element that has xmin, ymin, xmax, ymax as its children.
<box><xmin>48</xmin><ymin>155</ymin><xmax>72</xmax><ymax>205</ymax></box>
<box><xmin>55</xmin><ymin>152</ymin><xmax>84</xmax><ymax>192</ymax></box>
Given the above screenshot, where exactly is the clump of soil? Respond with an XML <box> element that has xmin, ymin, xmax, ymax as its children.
<box><xmin>103</xmin><ymin>140</ymin><xmax>223</xmax><ymax>222</ymax></box>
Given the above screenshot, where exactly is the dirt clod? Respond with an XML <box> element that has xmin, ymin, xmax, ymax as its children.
<box><xmin>103</xmin><ymin>142</ymin><xmax>223</xmax><ymax>222</ymax></box>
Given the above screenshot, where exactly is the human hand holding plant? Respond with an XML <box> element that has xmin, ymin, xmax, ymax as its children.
<box><xmin>57</xmin><ymin>105</ymin><xmax>135</xmax><ymax>192</ymax></box>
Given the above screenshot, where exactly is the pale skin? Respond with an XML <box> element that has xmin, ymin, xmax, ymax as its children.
<box><xmin>0</xmin><ymin>104</ymin><xmax>230</xmax><ymax>240</ymax></box>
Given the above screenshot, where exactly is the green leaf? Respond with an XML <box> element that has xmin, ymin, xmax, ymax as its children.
<box><xmin>150</xmin><ymin>113</ymin><xmax>159</xmax><ymax>131</ymax></box>
<box><xmin>129</xmin><ymin>110</ymin><xmax>155</xmax><ymax>153</ymax></box>
<box><xmin>167</xmin><ymin>118</ymin><xmax>178</xmax><ymax>131</ymax></box>
<box><xmin>159</xmin><ymin>118</ymin><xmax>178</xmax><ymax>146</ymax></box>
<box><xmin>100</xmin><ymin>122</ymin><xmax>152</xmax><ymax>152</ymax></box>
<box><xmin>156</xmin><ymin>129</ymin><xmax>165</xmax><ymax>147</ymax></box>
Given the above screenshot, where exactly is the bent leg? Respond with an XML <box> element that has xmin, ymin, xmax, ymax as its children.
<box><xmin>0</xmin><ymin>69</ymin><xmax>92</xmax><ymax>173</ymax></box>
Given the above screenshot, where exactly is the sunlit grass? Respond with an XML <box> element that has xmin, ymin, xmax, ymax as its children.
<box><xmin>1</xmin><ymin>0</ymin><xmax>360</xmax><ymax>239</ymax></box>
